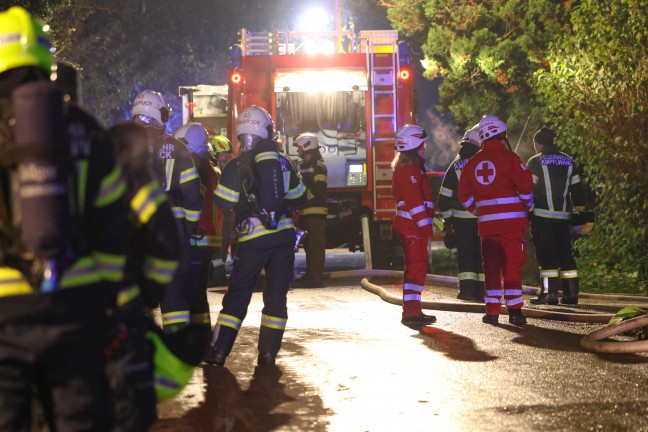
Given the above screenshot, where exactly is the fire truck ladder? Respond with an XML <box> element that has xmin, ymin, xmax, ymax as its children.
<box><xmin>367</xmin><ymin>37</ymin><xmax>399</xmax><ymax>220</ymax></box>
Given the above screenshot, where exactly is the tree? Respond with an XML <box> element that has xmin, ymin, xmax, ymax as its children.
<box><xmin>382</xmin><ymin>0</ymin><xmax>571</xmax><ymax>159</ymax></box>
<box><xmin>535</xmin><ymin>0</ymin><xmax>648</xmax><ymax>292</ymax></box>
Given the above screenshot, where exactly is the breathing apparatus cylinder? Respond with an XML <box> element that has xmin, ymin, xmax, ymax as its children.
<box><xmin>9</xmin><ymin>81</ymin><xmax>73</xmax><ymax>291</ymax></box>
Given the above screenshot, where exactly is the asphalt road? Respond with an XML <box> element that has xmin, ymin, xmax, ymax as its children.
<box><xmin>152</xmin><ymin>252</ymin><xmax>648</xmax><ymax>432</ymax></box>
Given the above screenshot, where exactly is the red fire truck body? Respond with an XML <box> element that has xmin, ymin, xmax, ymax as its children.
<box><xmin>226</xmin><ymin>28</ymin><xmax>432</xmax><ymax>267</ymax></box>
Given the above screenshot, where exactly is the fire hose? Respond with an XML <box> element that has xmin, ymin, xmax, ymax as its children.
<box><xmin>324</xmin><ymin>269</ymin><xmax>648</xmax><ymax>354</ymax></box>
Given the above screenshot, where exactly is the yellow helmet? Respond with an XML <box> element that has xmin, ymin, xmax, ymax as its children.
<box><xmin>0</xmin><ymin>6</ymin><xmax>53</xmax><ymax>75</ymax></box>
<box><xmin>210</xmin><ymin>135</ymin><xmax>232</xmax><ymax>154</ymax></box>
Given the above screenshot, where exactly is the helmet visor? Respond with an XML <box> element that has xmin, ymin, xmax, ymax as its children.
<box><xmin>133</xmin><ymin>114</ymin><xmax>163</xmax><ymax>129</ymax></box>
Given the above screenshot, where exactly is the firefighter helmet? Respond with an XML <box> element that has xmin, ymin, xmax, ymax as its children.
<box><xmin>210</xmin><ymin>135</ymin><xmax>232</xmax><ymax>154</ymax></box>
<box><xmin>478</xmin><ymin>115</ymin><xmax>507</xmax><ymax>142</ymax></box>
<box><xmin>131</xmin><ymin>90</ymin><xmax>171</xmax><ymax>129</ymax></box>
<box><xmin>0</xmin><ymin>6</ymin><xmax>53</xmax><ymax>75</ymax></box>
<box><xmin>461</xmin><ymin>124</ymin><xmax>481</xmax><ymax>147</ymax></box>
<box><xmin>236</xmin><ymin>105</ymin><xmax>274</xmax><ymax>140</ymax></box>
<box><xmin>293</xmin><ymin>132</ymin><xmax>319</xmax><ymax>151</ymax></box>
<box><xmin>395</xmin><ymin>124</ymin><xmax>428</xmax><ymax>152</ymax></box>
<box><xmin>174</xmin><ymin>122</ymin><xmax>209</xmax><ymax>157</ymax></box>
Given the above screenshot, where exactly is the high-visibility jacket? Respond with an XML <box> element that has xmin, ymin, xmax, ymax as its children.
<box><xmin>458</xmin><ymin>139</ymin><xmax>534</xmax><ymax>237</ymax></box>
<box><xmin>109</xmin><ymin>123</ymin><xmax>179</xmax><ymax>308</ymax></box>
<box><xmin>214</xmin><ymin>140</ymin><xmax>306</xmax><ymax>243</ymax></box>
<box><xmin>526</xmin><ymin>150</ymin><xmax>586</xmax><ymax>220</ymax></box>
<box><xmin>150</xmin><ymin>134</ymin><xmax>202</xmax><ymax>242</ymax></box>
<box><xmin>297</xmin><ymin>156</ymin><xmax>328</xmax><ymax>217</ymax></box>
<box><xmin>392</xmin><ymin>160</ymin><xmax>435</xmax><ymax>237</ymax></box>
<box><xmin>0</xmin><ymin>103</ymin><xmax>129</xmax><ymax>297</ymax></box>
<box><xmin>438</xmin><ymin>143</ymin><xmax>479</xmax><ymax>221</ymax></box>
<box><xmin>190</xmin><ymin>157</ymin><xmax>222</xmax><ymax>250</ymax></box>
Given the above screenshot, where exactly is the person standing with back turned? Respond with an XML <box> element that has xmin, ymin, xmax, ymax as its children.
<box><xmin>458</xmin><ymin>115</ymin><xmax>534</xmax><ymax>326</ymax></box>
<box><xmin>392</xmin><ymin>124</ymin><xmax>437</xmax><ymax>328</ymax></box>
<box><xmin>205</xmin><ymin>105</ymin><xmax>306</xmax><ymax>366</ymax></box>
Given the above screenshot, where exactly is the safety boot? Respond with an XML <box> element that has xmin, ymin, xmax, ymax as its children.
<box><xmin>401</xmin><ymin>313</ymin><xmax>437</xmax><ymax>327</ymax></box>
<box><xmin>204</xmin><ymin>346</ymin><xmax>227</xmax><ymax>366</ymax></box>
<box><xmin>530</xmin><ymin>278</ymin><xmax>559</xmax><ymax>305</ymax></box>
<box><xmin>482</xmin><ymin>314</ymin><xmax>499</xmax><ymax>325</ymax></box>
<box><xmin>257</xmin><ymin>352</ymin><xmax>276</xmax><ymax>366</ymax></box>
<box><xmin>508</xmin><ymin>309</ymin><xmax>527</xmax><ymax>326</ymax></box>
<box><xmin>561</xmin><ymin>278</ymin><xmax>579</xmax><ymax>305</ymax></box>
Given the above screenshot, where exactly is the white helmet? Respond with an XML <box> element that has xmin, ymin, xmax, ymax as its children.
<box><xmin>395</xmin><ymin>124</ymin><xmax>428</xmax><ymax>152</ymax></box>
<box><xmin>174</xmin><ymin>122</ymin><xmax>209</xmax><ymax>157</ymax></box>
<box><xmin>236</xmin><ymin>105</ymin><xmax>273</xmax><ymax>140</ymax></box>
<box><xmin>461</xmin><ymin>124</ymin><xmax>481</xmax><ymax>147</ymax></box>
<box><xmin>293</xmin><ymin>133</ymin><xmax>319</xmax><ymax>151</ymax></box>
<box><xmin>132</xmin><ymin>90</ymin><xmax>171</xmax><ymax>129</ymax></box>
<box><xmin>478</xmin><ymin>115</ymin><xmax>507</xmax><ymax>142</ymax></box>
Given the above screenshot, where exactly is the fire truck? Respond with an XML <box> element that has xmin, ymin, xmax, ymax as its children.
<box><xmin>184</xmin><ymin>28</ymin><xmax>443</xmax><ymax>268</ymax></box>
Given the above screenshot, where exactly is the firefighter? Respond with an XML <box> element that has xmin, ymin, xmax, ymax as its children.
<box><xmin>527</xmin><ymin>127</ymin><xmax>590</xmax><ymax>305</ymax></box>
<box><xmin>173</xmin><ymin>122</ymin><xmax>219</xmax><ymax>327</ymax></box>
<box><xmin>207</xmin><ymin>134</ymin><xmax>232</xmax><ymax>287</ymax></box>
<box><xmin>437</xmin><ymin>124</ymin><xmax>485</xmax><ymax>302</ymax></box>
<box><xmin>204</xmin><ymin>105</ymin><xmax>306</xmax><ymax>366</ymax></box>
<box><xmin>292</xmin><ymin>132</ymin><xmax>328</xmax><ymax>288</ymax></box>
<box><xmin>458</xmin><ymin>115</ymin><xmax>534</xmax><ymax>326</ymax></box>
<box><xmin>131</xmin><ymin>90</ymin><xmax>203</xmax><ymax>333</ymax></box>
<box><xmin>391</xmin><ymin>125</ymin><xmax>437</xmax><ymax>328</ymax></box>
<box><xmin>0</xmin><ymin>7</ymin><xmax>129</xmax><ymax>430</ymax></box>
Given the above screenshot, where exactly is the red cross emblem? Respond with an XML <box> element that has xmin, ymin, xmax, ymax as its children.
<box><xmin>475</xmin><ymin>161</ymin><xmax>496</xmax><ymax>185</ymax></box>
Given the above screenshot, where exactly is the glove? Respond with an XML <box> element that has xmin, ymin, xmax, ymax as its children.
<box><xmin>443</xmin><ymin>222</ymin><xmax>457</xmax><ymax>250</ymax></box>
<box><xmin>572</xmin><ymin>222</ymin><xmax>594</xmax><ymax>235</ymax></box>
<box><xmin>571</xmin><ymin>210</ymin><xmax>595</xmax><ymax>235</ymax></box>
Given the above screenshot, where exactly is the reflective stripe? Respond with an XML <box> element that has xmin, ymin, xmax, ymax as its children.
<box><xmin>532</xmin><ymin>174</ymin><xmax>539</xmax><ymax>185</ymax></box>
<box><xmin>533</xmin><ymin>208</ymin><xmax>570</xmax><ymax>219</ymax></box>
<box><xmin>403</xmin><ymin>283</ymin><xmax>423</xmax><ymax>293</ymax></box>
<box><xmin>505</xmin><ymin>297</ymin><xmax>524</xmax><ymax>307</ymax></box>
<box><xmin>478</xmin><ymin>273</ymin><xmax>485</xmax><ymax>281</ymax></box>
<box><xmin>211</xmin><ymin>258</ymin><xmax>224</xmax><ymax>268</ymax></box>
<box><xmin>440</xmin><ymin>186</ymin><xmax>453</xmax><ymax>197</ymax></box>
<box><xmin>179</xmin><ymin>167</ymin><xmax>199</xmax><ymax>184</ymax></box>
<box><xmin>132</xmin><ymin>181</ymin><xmax>167</xmax><ymax>225</ymax></box>
<box><xmin>571</xmin><ymin>174</ymin><xmax>581</xmax><ymax>185</ymax></box>
<box><xmin>255</xmin><ymin>152</ymin><xmax>280</xmax><ymax>163</ymax></box>
<box><xmin>453</xmin><ymin>209</ymin><xmax>477</xmax><ymax>219</ymax></box>
<box><xmin>95</xmin><ymin>167</ymin><xmax>126</xmax><ymax>208</ymax></box>
<box><xmin>476</xmin><ymin>196</ymin><xmax>521</xmax><ymax>207</ymax></box>
<box><xmin>486</xmin><ymin>289</ymin><xmax>502</xmax><ymax>297</ymax></box>
<box><xmin>164</xmin><ymin>159</ymin><xmax>175</xmax><ymax>192</ymax></box>
<box><xmin>163</xmin><ymin>311</ymin><xmax>190</xmax><ymax>326</ymax></box>
<box><xmin>60</xmin><ymin>256</ymin><xmax>103</xmax><ymax>288</ymax></box>
<box><xmin>416</xmin><ymin>217</ymin><xmax>433</xmax><ymax>227</ymax></box>
<box><xmin>504</xmin><ymin>289</ymin><xmax>523</xmax><ymax>296</ymax></box>
<box><xmin>396</xmin><ymin>210</ymin><xmax>411</xmax><ymax>219</ymax></box>
<box><xmin>518</xmin><ymin>192</ymin><xmax>533</xmax><ymax>201</ymax></box>
<box><xmin>302</xmin><ymin>206</ymin><xmax>328</xmax><ymax>215</ymax></box>
<box><xmin>461</xmin><ymin>196</ymin><xmax>474</xmax><ymax>209</ymax></box>
<box><xmin>94</xmin><ymin>250</ymin><xmax>126</xmax><ymax>282</ymax></box>
<box><xmin>286</xmin><ymin>181</ymin><xmax>306</xmax><ymax>200</ymax></box>
<box><xmin>215</xmin><ymin>183</ymin><xmax>239</xmax><ymax>202</ymax></box>
<box><xmin>117</xmin><ymin>284</ymin><xmax>140</xmax><ymax>306</ymax></box>
<box><xmin>238</xmin><ymin>217</ymin><xmax>295</xmax><ymax>242</ymax></box>
<box><xmin>458</xmin><ymin>272</ymin><xmax>479</xmax><ymax>281</ymax></box>
<box><xmin>216</xmin><ymin>313</ymin><xmax>241</xmax><ymax>330</ymax></box>
<box><xmin>560</xmin><ymin>270</ymin><xmax>578</xmax><ymax>278</ymax></box>
<box><xmin>144</xmin><ymin>256</ymin><xmax>177</xmax><ymax>284</ymax></box>
<box><xmin>540</xmin><ymin>269</ymin><xmax>559</xmax><ymax>278</ymax></box>
<box><xmin>485</xmin><ymin>298</ymin><xmax>501</xmax><ymax>304</ymax></box>
<box><xmin>261</xmin><ymin>313</ymin><xmax>287</xmax><ymax>330</ymax></box>
<box><xmin>409</xmin><ymin>205</ymin><xmax>426</xmax><ymax>215</ymax></box>
<box><xmin>314</xmin><ymin>174</ymin><xmax>327</xmax><ymax>183</ymax></box>
<box><xmin>184</xmin><ymin>208</ymin><xmax>201</xmax><ymax>222</ymax></box>
<box><xmin>403</xmin><ymin>294</ymin><xmax>421</xmax><ymax>301</ymax></box>
<box><xmin>478</xmin><ymin>211</ymin><xmax>527</xmax><ymax>223</ymax></box>
<box><xmin>441</xmin><ymin>210</ymin><xmax>453</xmax><ymax>219</ymax></box>
<box><xmin>424</xmin><ymin>201</ymin><xmax>435</xmax><ymax>209</ymax></box>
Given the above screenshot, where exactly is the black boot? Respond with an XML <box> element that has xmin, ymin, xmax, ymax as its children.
<box><xmin>530</xmin><ymin>277</ymin><xmax>559</xmax><ymax>305</ymax></box>
<box><xmin>508</xmin><ymin>308</ymin><xmax>527</xmax><ymax>326</ymax></box>
<box><xmin>204</xmin><ymin>345</ymin><xmax>227</xmax><ymax>366</ymax></box>
<box><xmin>561</xmin><ymin>278</ymin><xmax>579</xmax><ymax>305</ymax></box>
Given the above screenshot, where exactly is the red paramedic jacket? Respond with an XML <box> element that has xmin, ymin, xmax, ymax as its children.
<box><xmin>392</xmin><ymin>161</ymin><xmax>435</xmax><ymax>237</ymax></box>
<box><xmin>457</xmin><ymin>139</ymin><xmax>534</xmax><ymax>237</ymax></box>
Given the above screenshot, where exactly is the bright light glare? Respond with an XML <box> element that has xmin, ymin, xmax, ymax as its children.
<box><xmin>297</xmin><ymin>7</ymin><xmax>331</xmax><ymax>32</ymax></box>
<box><xmin>275</xmin><ymin>70</ymin><xmax>367</xmax><ymax>93</ymax></box>
<box><xmin>302</xmin><ymin>39</ymin><xmax>335</xmax><ymax>56</ymax></box>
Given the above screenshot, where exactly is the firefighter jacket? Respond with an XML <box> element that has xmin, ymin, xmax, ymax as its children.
<box><xmin>109</xmin><ymin>123</ymin><xmax>179</xmax><ymax>309</ymax></box>
<box><xmin>392</xmin><ymin>160</ymin><xmax>435</xmax><ymax>237</ymax></box>
<box><xmin>0</xmin><ymin>99</ymin><xmax>129</xmax><ymax>298</ymax></box>
<box><xmin>526</xmin><ymin>149</ymin><xmax>586</xmax><ymax>221</ymax></box>
<box><xmin>298</xmin><ymin>155</ymin><xmax>328</xmax><ymax>217</ymax></box>
<box><xmin>438</xmin><ymin>143</ymin><xmax>480</xmax><ymax>221</ymax></box>
<box><xmin>458</xmin><ymin>139</ymin><xmax>534</xmax><ymax>237</ymax></box>
<box><xmin>214</xmin><ymin>139</ymin><xmax>307</xmax><ymax>243</ymax></box>
<box><xmin>150</xmin><ymin>133</ymin><xmax>202</xmax><ymax>243</ymax></box>
<box><xmin>189</xmin><ymin>156</ymin><xmax>222</xmax><ymax>250</ymax></box>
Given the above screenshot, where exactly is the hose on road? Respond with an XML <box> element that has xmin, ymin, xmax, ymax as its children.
<box><xmin>327</xmin><ymin>269</ymin><xmax>648</xmax><ymax>354</ymax></box>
